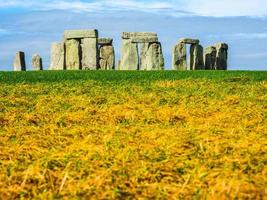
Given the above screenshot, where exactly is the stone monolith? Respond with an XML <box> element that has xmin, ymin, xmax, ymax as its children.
<box><xmin>65</xmin><ymin>39</ymin><xmax>81</xmax><ymax>70</ymax></box>
<box><xmin>190</xmin><ymin>44</ymin><xmax>204</xmax><ymax>70</ymax></box>
<box><xmin>140</xmin><ymin>42</ymin><xmax>164</xmax><ymax>70</ymax></box>
<box><xmin>13</xmin><ymin>51</ymin><xmax>26</xmax><ymax>71</ymax></box>
<box><xmin>99</xmin><ymin>45</ymin><xmax>115</xmax><ymax>70</ymax></box>
<box><xmin>49</xmin><ymin>42</ymin><xmax>65</xmax><ymax>70</ymax></box>
<box><xmin>81</xmin><ymin>38</ymin><xmax>98</xmax><ymax>70</ymax></box>
<box><xmin>32</xmin><ymin>54</ymin><xmax>43</xmax><ymax>70</ymax></box>
<box><xmin>172</xmin><ymin>42</ymin><xmax>187</xmax><ymax>70</ymax></box>
<box><xmin>215</xmin><ymin>43</ymin><xmax>228</xmax><ymax>70</ymax></box>
<box><xmin>118</xmin><ymin>39</ymin><xmax>139</xmax><ymax>70</ymax></box>
<box><xmin>204</xmin><ymin>46</ymin><xmax>216</xmax><ymax>70</ymax></box>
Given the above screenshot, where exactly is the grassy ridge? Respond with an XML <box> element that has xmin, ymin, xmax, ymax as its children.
<box><xmin>0</xmin><ymin>71</ymin><xmax>266</xmax><ymax>199</ymax></box>
<box><xmin>0</xmin><ymin>70</ymin><xmax>266</xmax><ymax>84</ymax></box>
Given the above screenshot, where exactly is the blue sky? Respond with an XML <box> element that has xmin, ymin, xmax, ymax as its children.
<box><xmin>0</xmin><ymin>0</ymin><xmax>267</xmax><ymax>70</ymax></box>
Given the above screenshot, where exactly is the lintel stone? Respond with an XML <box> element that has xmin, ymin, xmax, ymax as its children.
<box><xmin>64</xmin><ymin>29</ymin><xmax>98</xmax><ymax>39</ymax></box>
<box><xmin>98</xmin><ymin>38</ymin><xmax>113</xmax><ymax>45</ymax></box>
<box><xmin>131</xmin><ymin>36</ymin><xmax>158</xmax><ymax>43</ymax></box>
<box><xmin>122</xmin><ymin>32</ymin><xmax>157</xmax><ymax>39</ymax></box>
<box><xmin>179</xmin><ymin>38</ymin><xmax>200</xmax><ymax>45</ymax></box>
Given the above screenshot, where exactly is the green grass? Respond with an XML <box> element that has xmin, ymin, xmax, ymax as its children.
<box><xmin>0</xmin><ymin>70</ymin><xmax>266</xmax><ymax>199</ymax></box>
<box><xmin>0</xmin><ymin>70</ymin><xmax>266</xmax><ymax>84</ymax></box>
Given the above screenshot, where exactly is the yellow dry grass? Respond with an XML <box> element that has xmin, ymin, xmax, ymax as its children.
<box><xmin>0</xmin><ymin>79</ymin><xmax>266</xmax><ymax>199</ymax></box>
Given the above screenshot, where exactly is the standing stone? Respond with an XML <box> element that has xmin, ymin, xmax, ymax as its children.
<box><xmin>118</xmin><ymin>39</ymin><xmax>139</xmax><ymax>70</ymax></box>
<box><xmin>32</xmin><ymin>54</ymin><xmax>43</xmax><ymax>70</ymax></box>
<box><xmin>81</xmin><ymin>38</ymin><xmax>98</xmax><ymax>70</ymax></box>
<box><xmin>215</xmin><ymin>43</ymin><xmax>228</xmax><ymax>70</ymax></box>
<box><xmin>190</xmin><ymin>44</ymin><xmax>204</xmax><ymax>70</ymax></box>
<box><xmin>140</xmin><ymin>43</ymin><xmax>149</xmax><ymax>70</ymax></box>
<box><xmin>49</xmin><ymin>42</ymin><xmax>65</xmax><ymax>70</ymax></box>
<box><xmin>65</xmin><ymin>39</ymin><xmax>81</xmax><ymax>70</ymax></box>
<box><xmin>204</xmin><ymin>46</ymin><xmax>216</xmax><ymax>70</ymax></box>
<box><xmin>140</xmin><ymin>42</ymin><xmax>164</xmax><ymax>70</ymax></box>
<box><xmin>99</xmin><ymin>45</ymin><xmax>115</xmax><ymax>70</ymax></box>
<box><xmin>13</xmin><ymin>51</ymin><xmax>26</xmax><ymax>71</ymax></box>
<box><xmin>172</xmin><ymin>42</ymin><xmax>187</xmax><ymax>70</ymax></box>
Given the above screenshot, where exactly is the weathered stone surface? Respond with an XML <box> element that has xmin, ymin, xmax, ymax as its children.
<box><xmin>98</xmin><ymin>38</ymin><xmax>113</xmax><ymax>45</ymax></box>
<box><xmin>172</xmin><ymin>42</ymin><xmax>187</xmax><ymax>70</ymax></box>
<box><xmin>13</xmin><ymin>51</ymin><xmax>26</xmax><ymax>71</ymax></box>
<box><xmin>99</xmin><ymin>45</ymin><xmax>115</xmax><ymax>70</ymax></box>
<box><xmin>190</xmin><ymin>44</ymin><xmax>204</xmax><ymax>70</ymax></box>
<box><xmin>215</xmin><ymin>43</ymin><xmax>228</xmax><ymax>50</ymax></box>
<box><xmin>204</xmin><ymin>46</ymin><xmax>216</xmax><ymax>70</ymax></box>
<box><xmin>65</xmin><ymin>39</ymin><xmax>81</xmax><ymax>70</ymax></box>
<box><xmin>131</xmin><ymin>36</ymin><xmax>158</xmax><ymax>43</ymax></box>
<box><xmin>215</xmin><ymin>43</ymin><xmax>228</xmax><ymax>70</ymax></box>
<box><xmin>81</xmin><ymin>38</ymin><xmax>98</xmax><ymax>70</ymax></box>
<box><xmin>140</xmin><ymin>43</ymin><xmax>149</xmax><ymax>70</ymax></box>
<box><xmin>118</xmin><ymin>39</ymin><xmax>139</xmax><ymax>70</ymax></box>
<box><xmin>140</xmin><ymin>42</ymin><xmax>164</xmax><ymax>70</ymax></box>
<box><xmin>122</xmin><ymin>32</ymin><xmax>157</xmax><ymax>39</ymax></box>
<box><xmin>49</xmin><ymin>42</ymin><xmax>65</xmax><ymax>70</ymax></box>
<box><xmin>32</xmin><ymin>54</ymin><xmax>43</xmax><ymax>70</ymax></box>
<box><xmin>179</xmin><ymin>38</ymin><xmax>200</xmax><ymax>45</ymax></box>
<box><xmin>64</xmin><ymin>29</ymin><xmax>98</xmax><ymax>40</ymax></box>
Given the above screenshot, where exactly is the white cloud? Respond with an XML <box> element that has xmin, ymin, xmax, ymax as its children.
<box><xmin>0</xmin><ymin>0</ymin><xmax>174</xmax><ymax>13</ymax></box>
<box><xmin>230</xmin><ymin>33</ymin><xmax>267</xmax><ymax>39</ymax></box>
<box><xmin>0</xmin><ymin>28</ymin><xmax>9</xmax><ymax>36</ymax></box>
<box><xmin>0</xmin><ymin>0</ymin><xmax>267</xmax><ymax>17</ymax></box>
<box><xmin>208</xmin><ymin>33</ymin><xmax>267</xmax><ymax>40</ymax></box>
<box><xmin>181</xmin><ymin>0</ymin><xmax>267</xmax><ymax>17</ymax></box>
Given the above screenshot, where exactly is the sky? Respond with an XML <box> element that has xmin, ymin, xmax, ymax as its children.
<box><xmin>0</xmin><ymin>0</ymin><xmax>267</xmax><ymax>71</ymax></box>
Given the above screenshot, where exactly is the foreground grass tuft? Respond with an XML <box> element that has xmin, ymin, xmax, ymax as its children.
<box><xmin>0</xmin><ymin>71</ymin><xmax>266</xmax><ymax>199</ymax></box>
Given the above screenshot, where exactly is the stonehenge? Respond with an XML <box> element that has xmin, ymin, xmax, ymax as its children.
<box><xmin>49</xmin><ymin>42</ymin><xmax>65</xmax><ymax>70</ymax></box>
<box><xmin>215</xmin><ymin>43</ymin><xmax>228</xmax><ymax>70</ymax></box>
<box><xmin>190</xmin><ymin>44</ymin><xmax>204</xmax><ymax>70</ymax></box>
<box><xmin>140</xmin><ymin>42</ymin><xmax>164</xmax><ymax>70</ymax></box>
<box><xmin>98</xmin><ymin>38</ymin><xmax>115</xmax><ymax>70</ymax></box>
<box><xmin>118</xmin><ymin>32</ymin><xmax>164</xmax><ymax>70</ymax></box>
<box><xmin>64</xmin><ymin>30</ymin><xmax>98</xmax><ymax>70</ymax></box>
<box><xmin>12</xmin><ymin>29</ymin><xmax>229</xmax><ymax>71</ymax></box>
<box><xmin>65</xmin><ymin>39</ymin><xmax>81</xmax><ymax>70</ymax></box>
<box><xmin>13</xmin><ymin>51</ymin><xmax>26</xmax><ymax>71</ymax></box>
<box><xmin>204</xmin><ymin>43</ymin><xmax>228</xmax><ymax>70</ymax></box>
<box><xmin>204</xmin><ymin>46</ymin><xmax>217</xmax><ymax>70</ymax></box>
<box><xmin>172</xmin><ymin>43</ymin><xmax>186</xmax><ymax>70</ymax></box>
<box><xmin>173</xmin><ymin>38</ymin><xmax>228</xmax><ymax>70</ymax></box>
<box><xmin>49</xmin><ymin>29</ymin><xmax>115</xmax><ymax>70</ymax></box>
<box><xmin>81</xmin><ymin>38</ymin><xmax>98</xmax><ymax>70</ymax></box>
<box><xmin>118</xmin><ymin>39</ymin><xmax>139</xmax><ymax>70</ymax></box>
<box><xmin>32</xmin><ymin>54</ymin><xmax>43</xmax><ymax>70</ymax></box>
<box><xmin>172</xmin><ymin>38</ymin><xmax>204</xmax><ymax>70</ymax></box>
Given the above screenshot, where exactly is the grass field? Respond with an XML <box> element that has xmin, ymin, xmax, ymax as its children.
<box><xmin>0</xmin><ymin>71</ymin><xmax>266</xmax><ymax>199</ymax></box>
